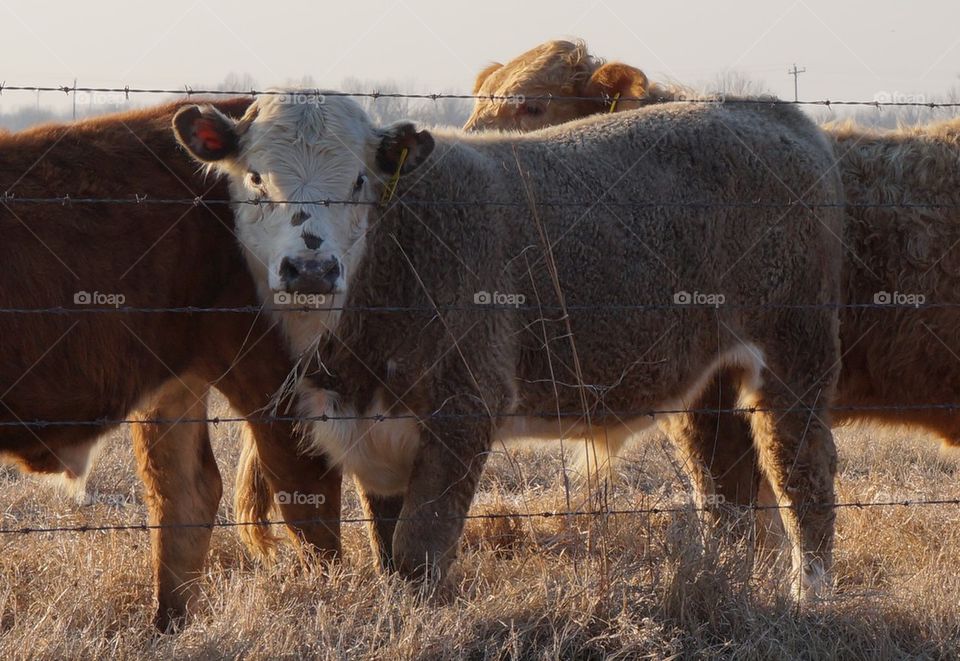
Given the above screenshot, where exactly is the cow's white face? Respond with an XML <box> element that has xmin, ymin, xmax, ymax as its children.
<box><xmin>173</xmin><ymin>91</ymin><xmax>434</xmax><ymax>304</ymax></box>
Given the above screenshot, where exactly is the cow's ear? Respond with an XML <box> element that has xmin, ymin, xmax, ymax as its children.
<box><xmin>376</xmin><ymin>122</ymin><xmax>435</xmax><ymax>175</ymax></box>
<box><xmin>472</xmin><ymin>62</ymin><xmax>503</xmax><ymax>94</ymax></box>
<box><xmin>172</xmin><ymin>105</ymin><xmax>240</xmax><ymax>162</ymax></box>
<box><xmin>584</xmin><ymin>63</ymin><xmax>650</xmax><ymax>109</ymax></box>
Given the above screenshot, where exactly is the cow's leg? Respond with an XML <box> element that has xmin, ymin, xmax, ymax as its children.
<box><xmin>745</xmin><ymin>369</ymin><xmax>838</xmax><ymax>602</ymax></box>
<box><xmin>356</xmin><ymin>478</ymin><xmax>404</xmax><ymax>571</ymax></box>
<box><xmin>754</xmin><ymin>474</ymin><xmax>787</xmax><ymax>558</ymax></box>
<box><xmin>208</xmin><ymin>356</ymin><xmax>342</xmax><ymax>559</ymax></box>
<box><xmin>661</xmin><ymin>370</ymin><xmax>762</xmax><ymax>535</ymax></box>
<box><xmin>132</xmin><ymin>376</ymin><xmax>220</xmax><ymax>632</ymax></box>
<box><xmin>248</xmin><ymin>435</ymin><xmax>341</xmax><ymax>557</ymax></box>
<box><xmin>232</xmin><ymin>422</ymin><xmax>341</xmax><ymax>560</ymax></box>
<box><xmin>391</xmin><ymin>418</ymin><xmax>490</xmax><ymax>582</ymax></box>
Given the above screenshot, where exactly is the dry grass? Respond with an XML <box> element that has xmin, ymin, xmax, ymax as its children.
<box><xmin>2</xmin><ymin>396</ymin><xmax>959</xmax><ymax>660</ymax></box>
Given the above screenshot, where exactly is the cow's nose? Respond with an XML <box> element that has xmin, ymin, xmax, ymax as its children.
<box><xmin>279</xmin><ymin>255</ymin><xmax>342</xmax><ymax>295</ymax></box>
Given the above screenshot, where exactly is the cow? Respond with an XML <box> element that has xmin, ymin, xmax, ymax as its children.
<box><xmin>464</xmin><ymin>39</ymin><xmax>960</xmax><ymax>533</ymax></box>
<box><xmin>172</xmin><ymin>89</ymin><xmax>845</xmax><ymax>600</ymax></box>
<box><xmin>464</xmin><ymin>40</ymin><xmax>672</xmax><ymax>132</ymax></box>
<box><xmin>0</xmin><ymin>99</ymin><xmax>342</xmax><ymax>631</ymax></box>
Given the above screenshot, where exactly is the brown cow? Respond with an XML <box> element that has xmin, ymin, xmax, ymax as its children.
<box><xmin>465</xmin><ymin>39</ymin><xmax>960</xmax><ymax>533</ymax></box>
<box><xmin>0</xmin><ymin>100</ymin><xmax>341</xmax><ymax>630</ymax></box>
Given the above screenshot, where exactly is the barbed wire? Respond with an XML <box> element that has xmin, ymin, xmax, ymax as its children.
<box><xmin>3</xmin><ymin>193</ymin><xmax>960</xmax><ymax>210</ymax></box>
<box><xmin>0</xmin><ymin>301</ymin><xmax>951</xmax><ymax>315</ymax></box>
<box><xmin>6</xmin><ymin>401</ymin><xmax>960</xmax><ymax>429</ymax></box>
<box><xmin>1</xmin><ymin>83</ymin><xmax>959</xmax><ymax>109</ymax></box>
<box><xmin>3</xmin><ymin>497</ymin><xmax>959</xmax><ymax>536</ymax></box>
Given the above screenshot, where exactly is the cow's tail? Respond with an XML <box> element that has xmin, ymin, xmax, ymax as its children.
<box><xmin>235</xmin><ymin>425</ymin><xmax>283</xmax><ymax>559</ymax></box>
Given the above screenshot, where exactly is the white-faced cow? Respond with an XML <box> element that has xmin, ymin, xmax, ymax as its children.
<box><xmin>0</xmin><ymin>100</ymin><xmax>341</xmax><ymax>631</ymax></box>
<box><xmin>173</xmin><ymin>90</ymin><xmax>845</xmax><ymax>600</ymax></box>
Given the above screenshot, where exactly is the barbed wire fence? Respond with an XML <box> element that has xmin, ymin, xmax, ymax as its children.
<box><xmin>6</xmin><ymin>498</ymin><xmax>960</xmax><ymax>537</ymax></box>
<box><xmin>1</xmin><ymin>83</ymin><xmax>960</xmax><ymax>107</ymax></box>
<box><xmin>1</xmin><ymin>84</ymin><xmax>960</xmax><ymax>539</ymax></box>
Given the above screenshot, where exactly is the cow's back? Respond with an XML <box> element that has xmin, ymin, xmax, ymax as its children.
<box><xmin>0</xmin><ymin>99</ymin><xmax>259</xmax><ymax>463</ymax></box>
<box><xmin>330</xmin><ymin>100</ymin><xmax>843</xmax><ymax>418</ymax></box>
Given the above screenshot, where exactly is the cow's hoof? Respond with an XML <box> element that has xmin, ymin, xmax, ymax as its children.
<box><xmin>789</xmin><ymin>557</ymin><xmax>832</xmax><ymax>606</ymax></box>
<box><xmin>153</xmin><ymin>606</ymin><xmax>187</xmax><ymax>634</ymax></box>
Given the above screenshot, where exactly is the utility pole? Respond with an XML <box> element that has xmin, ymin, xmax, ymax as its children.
<box><xmin>788</xmin><ymin>64</ymin><xmax>806</xmax><ymax>102</ymax></box>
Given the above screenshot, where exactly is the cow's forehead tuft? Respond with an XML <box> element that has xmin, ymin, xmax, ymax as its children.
<box><xmin>484</xmin><ymin>40</ymin><xmax>597</xmax><ymax>96</ymax></box>
<box><xmin>251</xmin><ymin>95</ymin><xmax>326</xmax><ymax>141</ymax></box>
<box><xmin>243</xmin><ymin>91</ymin><xmax>374</xmax><ymax>154</ymax></box>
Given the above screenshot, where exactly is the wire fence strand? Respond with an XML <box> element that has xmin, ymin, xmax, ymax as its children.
<box><xmin>7</xmin><ymin>401</ymin><xmax>960</xmax><ymax>429</ymax></box>
<box><xmin>1</xmin><ymin>83</ymin><xmax>960</xmax><ymax>109</ymax></box>
<box><xmin>4</xmin><ymin>497</ymin><xmax>960</xmax><ymax>536</ymax></box>
<box><xmin>0</xmin><ymin>301</ymin><xmax>952</xmax><ymax>315</ymax></box>
<box><xmin>3</xmin><ymin>194</ymin><xmax>960</xmax><ymax>210</ymax></box>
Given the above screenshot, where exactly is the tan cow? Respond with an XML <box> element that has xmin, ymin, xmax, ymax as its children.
<box><xmin>464</xmin><ymin>40</ymin><xmax>673</xmax><ymax>132</ymax></box>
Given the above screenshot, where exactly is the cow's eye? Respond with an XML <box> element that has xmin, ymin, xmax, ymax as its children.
<box><xmin>249</xmin><ymin>171</ymin><xmax>263</xmax><ymax>186</ymax></box>
<box><xmin>353</xmin><ymin>173</ymin><xmax>367</xmax><ymax>192</ymax></box>
<box><xmin>519</xmin><ymin>102</ymin><xmax>544</xmax><ymax>117</ymax></box>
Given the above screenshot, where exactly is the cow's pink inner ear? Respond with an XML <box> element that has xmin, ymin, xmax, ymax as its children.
<box><xmin>173</xmin><ymin>105</ymin><xmax>238</xmax><ymax>162</ymax></box>
<box><xmin>194</xmin><ymin>119</ymin><xmax>225</xmax><ymax>151</ymax></box>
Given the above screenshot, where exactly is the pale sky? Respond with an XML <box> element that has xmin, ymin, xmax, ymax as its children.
<box><xmin>1</xmin><ymin>0</ymin><xmax>958</xmax><ymax>113</ymax></box>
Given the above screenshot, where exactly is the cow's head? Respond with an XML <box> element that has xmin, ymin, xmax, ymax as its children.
<box><xmin>463</xmin><ymin>39</ymin><xmax>655</xmax><ymax>132</ymax></box>
<box><xmin>173</xmin><ymin>93</ymin><xmax>434</xmax><ymax>300</ymax></box>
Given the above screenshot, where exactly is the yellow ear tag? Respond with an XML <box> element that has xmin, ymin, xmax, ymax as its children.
<box><xmin>609</xmin><ymin>92</ymin><xmax>621</xmax><ymax>113</ymax></box>
<box><xmin>379</xmin><ymin>147</ymin><xmax>409</xmax><ymax>207</ymax></box>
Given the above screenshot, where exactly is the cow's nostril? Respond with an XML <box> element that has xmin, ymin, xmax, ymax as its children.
<box><xmin>279</xmin><ymin>257</ymin><xmax>300</xmax><ymax>283</ymax></box>
<box><xmin>323</xmin><ymin>259</ymin><xmax>341</xmax><ymax>280</ymax></box>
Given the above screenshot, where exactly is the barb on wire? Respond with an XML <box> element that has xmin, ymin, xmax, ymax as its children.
<box><xmin>1</xmin><ymin>84</ymin><xmax>959</xmax><ymax>108</ymax></box>
<box><xmin>3</xmin><ymin>497</ymin><xmax>959</xmax><ymax>536</ymax></box>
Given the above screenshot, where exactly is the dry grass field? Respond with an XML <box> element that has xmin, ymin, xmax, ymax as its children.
<box><xmin>2</xmin><ymin>394</ymin><xmax>959</xmax><ymax>660</ymax></box>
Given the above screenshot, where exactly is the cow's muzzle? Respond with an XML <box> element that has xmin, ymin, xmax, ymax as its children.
<box><xmin>278</xmin><ymin>255</ymin><xmax>342</xmax><ymax>295</ymax></box>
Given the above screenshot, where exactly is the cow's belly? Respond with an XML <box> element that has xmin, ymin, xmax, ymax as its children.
<box><xmin>493</xmin><ymin>414</ymin><xmax>654</xmax><ymax>456</ymax></box>
<box><xmin>301</xmin><ymin>389</ymin><xmax>656</xmax><ymax>496</ymax></box>
<box><xmin>301</xmin><ymin>340</ymin><xmax>766</xmax><ymax>496</ymax></box>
